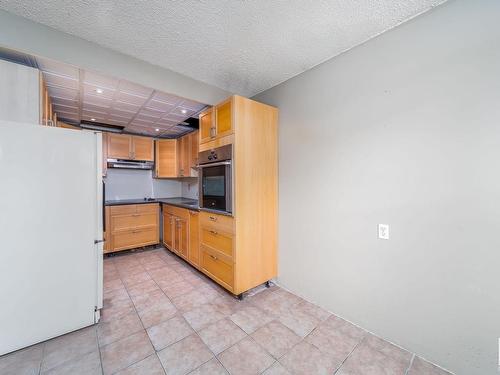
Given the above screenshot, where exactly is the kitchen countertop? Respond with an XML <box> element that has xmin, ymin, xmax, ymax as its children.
<box><xmin>105</xmin><ymin>197</ymin><xmax>233</xmax><ymax>216</ymax></box>
<box><xmin>105</xmin><ymin>197</ymin><xmax>199</xmax><ymax>211</ymax></box>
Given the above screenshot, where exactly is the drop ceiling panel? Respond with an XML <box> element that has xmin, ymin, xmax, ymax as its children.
<box><xmin>145</xmin><ymin>99</ymin><xmax>175</xmax><ymax>112</ymax></box>
<box><xmin>83</xmin><ymin>84</ymin><xmax>115</xmax><ymax>99</ymax></box>
<box><xmin>43</xmin><ymin>72</ymin><xmax>79</xmax><ymax>90</ymax></box>
<box><xmin>115</xmin><ymin>91</ymin><xmax>148</xmax><ymax>106</ymax></box>
<box><xmin>34</xmin><ymin>56</ymin><xmax>207</xmax><ymax>136</ymax></box>
<box><xmin>83</xmin><ymin>71</ymin><xmax>119</xmax><ymax>90</ymax></box>
<box><xmin>47</xmin><ymin>86</ymin><xmax>79</xmax><ymax>101</ymax></box>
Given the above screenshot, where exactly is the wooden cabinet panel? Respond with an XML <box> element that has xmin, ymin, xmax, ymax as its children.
<box><xmin>112</xmin><ymin>227</ymin><xmax>157</xmax><ymax>251</ymax></box>
<box><xmin>163</xmin><ymin>212</ymin><xmax>175</xmax><ymax>250</ymax></box>
<box><xmin>110</xmin><ymin>205</ymin><xmax>137</xmax><ymax>216</ymax></box>
<box><xmin>107</xmin><ymin>203</ymin><xmax>159</xmax><ymax>253</ymax></box>
<box><xmin>188</xmin><ymin>211</ymin><xmax>200</xmax><ymax>268</ymax></box>
<box><xmin>199</xmin><ymin>108</ymin><xmax>214</xmax><ymax>144</ymax></box>
<box><xmin>155</xmin><ymin>139</ymin><xmax>178</xmax><ymax>178</ymax></box>
<box><xmin>190</xmin><ymin>131</ymin><xmax>199</xmax><ymax>169</ymax></box>
<box><xmin>200</xmin><ymin>227</ymin><xmax>234</xmax><ymax>258</ymax></box>
<box><xmin>215</xmin><ymin>98</ymin><xmax>233</xmax><ymax>137</ymax></box>
<box><xmin>200</xmin><ymin>211</ymin><xmax>234</xmax><ymax>234</ymax></box>
<box><xmin>177</xmin><ymin>135</ymin><xmax>190</xmax><ymax>177</ymax></box>
<box><xmin>132</xmin><ymin>136</ymin><xmax>154</xmax><ymax>161</ymax></box>
<box><xmin>201</xmin><ymin>245</ymin><xmax>234</xmax><ymax>290</ymax></box>
<box><xmin>175</xmin><ymin>217</ymin><xmax>189</xmax><ymax>260</ymax></box>
<box><xmin>108</xmin><ymin>133</ymin><xmax>132</xmax><ymax>159</ymax></box>
<box><xmin>111</xmin><ymin>212</ymin><xmax>157</xmax><ymax>232</ymax></box>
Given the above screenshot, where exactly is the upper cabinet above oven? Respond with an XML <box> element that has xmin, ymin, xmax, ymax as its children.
<box><xmin>199</xmin><ymin>97</ymin><xmax>234</xmax><ymax>150</ymax></box>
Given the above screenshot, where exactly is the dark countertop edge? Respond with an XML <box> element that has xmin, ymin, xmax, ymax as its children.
<box><xmin>105</xmin><ymin>197</ymin><xmax>199</xmax><ymax>211</ymax></box>
<box><xmin>105</xmin><ymin>198</ymin><xmax>233</xmax><ymax>216</ymax></box>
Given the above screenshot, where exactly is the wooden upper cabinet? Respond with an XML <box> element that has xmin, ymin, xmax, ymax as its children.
<box><xmin>199</xmin><ymin>107</ymin><xmax>214</xmax><ymax>145</ymax></box>
<box><xmin>177</xmin><ymin>135</ymin><xmax>190</xmax><ymax>177</ymax></box>
<box><xmin>190</xmin><ymin>131</ymin><xmax>199</xmax><ymax>169</ymax></box>
<box><xmin>107</xmin><ymin>133</ymin><xmax>153</xmax><ymax>161</ymax></box>
<box><xmin>215</xmin><ymin>97</ymin><xmax>233</xmax><ymax>138</ymax></box>
<box><xmin>107</xmin><ymin>133</ymin><xmax>132</xmax><ymax>159</ymax></box>
<box><xmin>132</xmin><ymin>136</ymin><xmax>154</xmax><ymax>161</ymax></box>
<box><xmin>155</xmin><ymin>139</ymin><xmax>178</xmax><ymax>178</ymax></box>
<box><xmin>199</xmin><ymin>97</ymin><xmax>234</xmax><ymax>146</ymax></box>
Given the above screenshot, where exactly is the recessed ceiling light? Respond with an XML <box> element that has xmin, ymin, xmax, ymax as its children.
<box><xmin>95</xmin><ymin>88</ymin><xmax>103</xmax><ymax>94</ymax></box>
<box><xmin>181</xmin><ymin>109</ymin><xmax>187</xmax><ymax>114</ymax></box>
<box><xmin>155</xmin><ymin>128</ymin><xmax>160</xmax><ymax>132</ymax></box>
<box><xmin>91</xmin><ymin>118</ymin><xmax>96</xmax><ymax>121</ymax></box>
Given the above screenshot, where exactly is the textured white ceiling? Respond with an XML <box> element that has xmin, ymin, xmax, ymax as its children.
<box><xmin>0</xmin><ymin>0</ymin><xmax>446</xmax><ymax>96</ymax></box>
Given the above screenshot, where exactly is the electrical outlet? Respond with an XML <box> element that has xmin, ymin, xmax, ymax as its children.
<box><xmin>378</xmin><ymin>224</ymin><xmax>389</xmax><ymax>240</ymax></box>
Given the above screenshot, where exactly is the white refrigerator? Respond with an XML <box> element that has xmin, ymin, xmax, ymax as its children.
<box><xmin>0</xmin><ymin>121</ymin><xmax>103</xmax><ymax>356</ymax></box>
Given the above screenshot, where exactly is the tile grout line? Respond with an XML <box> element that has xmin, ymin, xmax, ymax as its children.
<box><xmin>405</xmin><ymin>353</ymin><xmax>416</xmax><ymax>375</ymax></box>
<box><xmin>104</xmin><ymin>251</ymin><xmax>170</xmax><ymax>374</ymax></box>
<box><xmin>333</xmin><ymin>334</ymin><xmax>367</xmax><ymax>374</ymax></box>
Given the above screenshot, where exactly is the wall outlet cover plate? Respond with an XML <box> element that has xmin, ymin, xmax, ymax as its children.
<box><xmin>378</xmin><ymin>224</ymin><xmax>389</xmax><ymax>240</ymax></box>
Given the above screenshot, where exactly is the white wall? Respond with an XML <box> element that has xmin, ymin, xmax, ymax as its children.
<box><xmin>181</xmin><ymin>178</ymin><xmax>199</xmax><ymax>200</ymax></box>
<box><xmin>104</xmin><ymin>169</ymin><xmax>181</xmax><ymax>200</ymax></box>
<box><xmin>254</xmin><ymin>0</ymin><xmax>500</xmax><ymax>374</ymax></box>
<box><xmin>0</xmin><ymin>59</ymin><xmax>39</xmax><ymax>123</ymax></box>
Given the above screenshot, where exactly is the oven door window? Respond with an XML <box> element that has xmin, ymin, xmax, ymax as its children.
<box><xmin>202</xmin><ymin>165</ymin><xmax>227</xmax><ymax>211</ymax></box>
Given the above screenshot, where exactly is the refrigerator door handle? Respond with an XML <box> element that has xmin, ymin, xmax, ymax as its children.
<box><xmin>94</xmin><ymin>239</ymin><xmax>104</xmax><ymax>244</ymax></box>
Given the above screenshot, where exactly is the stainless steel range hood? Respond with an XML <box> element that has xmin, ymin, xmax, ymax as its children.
<box><xmin>107</xmin><ymin>159</ymin><xmax>154</xmax><ymax>170</ymax></box>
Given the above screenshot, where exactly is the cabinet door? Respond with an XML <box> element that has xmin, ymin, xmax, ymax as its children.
<box><xmin>215</xmin><ymin>98</ymin><xmax>233</xmax><ymax>138</ymax></box>
<box><xmin>163</xmin><ymin>213</ymin><xmax>175</xmax><ymax>250</ymax></box>
<box><xmin>108</xmin><ymin>133</ymin><xmax>132</xmax><ymax>159</ymax></box>
<box><xmin>199</xmin><ymin>108</ymin><xmax>214</xmax><ymax>144</ymax></box>
<box><xmin>132</xmin><ymin>136</ymin><xmax>154</xmax><ymax>161</ymax></box>
<box><xmin>175</xmin><ymin>217</ymin><xmax>189</xmax><ymax>260</ymax></box>
<box><xmin>189</xmin><ymin>131</ymin><xmax>199</xmax><ymax>170</ymax></box>
<box><xmin>155</xmin><ymin>139</ymin><xmax>177</xmax><ymax>178</ymax></box>
<box><xmin>177</xmin><ymin>135</ymin><xmax>190</xmax><ymax>177</ymax></box>
<box><xmin>188</xmin><ymin>211</ymin><xmax>199</xmax><ymax>268</ymax></box>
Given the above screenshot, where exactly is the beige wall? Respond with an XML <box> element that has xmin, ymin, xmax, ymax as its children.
<box><xmin>255</xmin><ymin>0</ymin><xmax>500</xmax><ymax>373</ymax></box>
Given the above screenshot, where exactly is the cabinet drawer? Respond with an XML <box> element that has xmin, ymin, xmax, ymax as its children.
<box><xmin>200</xmin><ymin>227</ymin><xmax>233</xmax><ymax>258</ymax></box>
<box><xmin>199</xmin><ymin>211</ymin><xmax>234</xmax><ymax>234</ymax></box>
<box><xmin>112</xmin><ymin>227</ymin><xmax>158</xmax><ymax>251</ymax></box>
<box><xmin>110</xmin><ymin>205</ymin><xmax>137</xmax><ymax>216</ymax></box>
<box><xmin>163</xmin><ymin>204</ymin><xmax>190</xmax><ymax>219</ymax></box>
<box><xmin>136</xmin><ymin>203</ymin><xmax>158</xmax><ymax>214</ymax></box>
<box><xmin>201</xmin><ymin>246</ymin><xmax>233</xmax><ymax>290</ymax></box>
<box><xmin>111</xmin><ymin>212</ymin><xmax>157</xmax><ymax>232</ymax></box>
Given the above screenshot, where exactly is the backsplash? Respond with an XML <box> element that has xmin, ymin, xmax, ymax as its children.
<box><xmin>181</xmin><ymin>178</ymin><xmax>199</xmax><ymax>199</ymax></box>
<box><xmin>104</xmin><ymin>168</ymin><xmax>181</xmax><ymax>200</ymax></box>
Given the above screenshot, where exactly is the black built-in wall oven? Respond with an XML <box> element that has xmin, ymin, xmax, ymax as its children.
<box><xmin>198</xmin><ymin>144</ymin><xmax>232</xmax><ymax>214</ymax></box>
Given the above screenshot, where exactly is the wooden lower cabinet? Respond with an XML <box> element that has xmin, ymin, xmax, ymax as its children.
<box><xmin>188</xmin><ymin>211</ymin><xmax>200</xmax><ymax>267</ymax></box>
<box><xmin>162</xmin><ymin>204</ymin><xmax>193</xmax><ymax>263</ymax></box>
<box><xmin>105</xmin><ymin>203</ymin><xmax>159</xmax><ymax>253</ymax></box>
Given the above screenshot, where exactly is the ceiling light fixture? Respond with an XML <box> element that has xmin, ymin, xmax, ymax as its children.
<box><xmin>155</xmin><ymin>128</ymin><xmax>160</xmax><ymax>132</ymax></box>
<box><xmin>181</xmin><ymin>109</ymin><xmax>187</xmax><ymax>114</ymax></box>
<box><xmin>95</xmin><ymin>88</ymin><xmax>103</xmax><ymax>94</ymax></box>
<box><xmin>91</xmin><ymin>118</ymin><xmax>96</xmax><ymax>121</ymax></box>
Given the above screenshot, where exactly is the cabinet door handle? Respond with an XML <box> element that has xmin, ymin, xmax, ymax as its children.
<box><xmin>132</xmin><ymin>214</ymin><xmax>140</xmax><ymax>217</ymax></box>
<box><xmin>209</xmin><ymin>230</ymin><xmax>218</xmax><ymax>235</ymax></box>
<box><xmin>209</xmin><ymin>216</ymin><xmax>217</xmax><ymax>222</ymax></box>
<box><xmin>210</xmin><ymin>254</ymin><xmax>218</xmax><ymax>261</ymax></box>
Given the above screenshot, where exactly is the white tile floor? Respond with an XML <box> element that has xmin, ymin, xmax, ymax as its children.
<box><xmin>0</xmin><ymin>247</ymin><xmax>452</xmax><ymax>375</ymax></box>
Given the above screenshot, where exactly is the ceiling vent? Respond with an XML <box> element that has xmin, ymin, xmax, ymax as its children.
<box><xmin>80</xmin><ymin>120</ymin><xmax>124</xmax><ymax>133</ymax></box>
